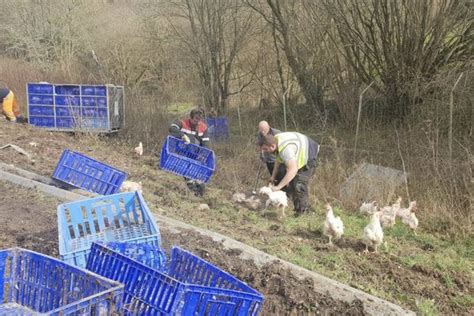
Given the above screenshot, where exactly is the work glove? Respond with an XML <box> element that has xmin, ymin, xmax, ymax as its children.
<box><xmin>181</xmin><ymin>135</ymin><xmax>191</xmax><ymax>144</ymax></box>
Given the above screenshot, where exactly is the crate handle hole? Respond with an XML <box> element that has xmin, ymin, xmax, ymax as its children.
<box><xmin>68</xmin><ymin>225</ymin><xmax>75</xmax><ymax>238</ymax></box>
<box><xmin>93</xmin><ymin>220</ymin><xmax>100</xmax><ymax>232</ymax></box>
<box><xmin>78</xmin><ymin>224</ymin><xmax>85</xmax><ymax>237</ymax></box>
<box><xmin>84</xmin><ymin>222</ymin><xmax>92</xmax><ymax>235</ymax></box>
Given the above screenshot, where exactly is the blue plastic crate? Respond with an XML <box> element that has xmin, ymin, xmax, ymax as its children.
<box><xmin>82</xmin><ymin>96</ymin><xmax>107</xmax><ymax>107</ymax></box>
<box><xmin>160</xmin><ymin>136</ymin><xmax>216</xmax><ymax>183</ymax></box>
<box><xmin>28</xmin><ymin>94</ymin><xmax>54</xmax><ymax>105</ymax></box>
<box><xmin>29</xmin><ymin>116</ymin><xmax>55</xmax><ymax>128</ymax></box>
<box><xmin>29</xmin><ymin>105</ymin><xmax>54</xmax><ymax>116</ymax></box>
<box><xmin>27</xmin><ymin>83</ymin><xmax>54</xmax><ymax>94</ymax></box>
<box><xmin>56</xmin><ymin>117</ymin><xmax>77</xmax><ymax>128</ymax></box>
<box><xmin>55</xmin><ymin>106</ymin><xmax>81</xmax><ymax>117</ymax></box>
<box><xmin>99</xmin><ymin>242</ymin><xmax>167</xmax><ymax>271</ymax></box>
<box><xmin>52</xmin><ymin>149</ymin><xmax>127</xmax><ymax>195</ymax></box>
<box><xmin>81</xmin><ymin>85</ymin><xmax>107</xmax><ymax>96</ymax></box>
<box><xmin>55</xmin><ymin>95</ymin><xmax>81</xmax><ymax>106</ymax></box>
<box><xmin>27</xmin><ymin>82</ymin><xmax>124</xmax><ymax>133</ymax></box>
<box><xmin>0</xmin><ymin>248</ymin><xmax>123</xmax><ymax>315</ymax></box>
<box><xmin>82</xmin><ymin>107</ymin><xmax>108</xmax><ymax>117</ymax></box>
<box><xmin>58</xmin><ymin>191</ymin><xmax>162</xmax><ymax>268</ymax></box>
<box><xmin>55</xmin><ymin>85</ymin><xmax>81</xmax><ymax>95</ymax></box>
<box><xmin>86</xmin><ymin>243</ymin><xmax>264</xmax><ymax>315</ymax></box>
<box><xmin>206</xmin><ymin>117</ymin><xmax>230</xmax><ymax>141</ymax></box>
<box><xmin>94</xmin><ymin>86</ymin><xmax>107</xmax><ymax>96</ymax></box>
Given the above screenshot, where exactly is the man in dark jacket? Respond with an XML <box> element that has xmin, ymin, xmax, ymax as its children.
<box><xmin>169</xmin><ymin>108</ymin><xmax>209</xmax><ymax>196</ymax></box>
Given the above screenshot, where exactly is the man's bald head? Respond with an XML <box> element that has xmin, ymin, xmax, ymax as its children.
<box><xmin>258</xmin><ymin>121</ymin><xmax>271</xmax><ymax>135</ymax></box>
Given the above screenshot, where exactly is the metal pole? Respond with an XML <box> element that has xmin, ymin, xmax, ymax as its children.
<box><xmin>252</xmin><ymin>156</ymin><xmax>263</xmax><ymax>195</ymax></box>
<box><xmin>354</xmin><ymin>81</ymin><xmax>374</xmax><ymax>161</ymax></box>
<box><xmin>282</xmin><ymin>84</ymin><xmax>291</xmax><ymax>132</ymax></box>
<box><xmin>449</xmin><ymin>73</ymin><xmax>463</xmax><ymax>162</ymax></box>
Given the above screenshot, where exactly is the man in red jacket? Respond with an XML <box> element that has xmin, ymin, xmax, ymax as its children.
<box><xmin>169</xmin><ymin>108</ymin><xmax>210</xmax><ymax>196</ymax></box>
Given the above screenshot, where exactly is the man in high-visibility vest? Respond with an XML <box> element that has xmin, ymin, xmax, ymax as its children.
<box><xmin>260</xmin><ymin>132</ymin><xmax>320</xmax><ymax>216</ymax></box>
<box><xmin>1</xmin><ymin>88</ymin><xmax>25</xmax><ymax>122</ymax></box>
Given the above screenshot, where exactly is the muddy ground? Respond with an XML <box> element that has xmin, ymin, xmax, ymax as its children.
<box><xmin>0</xmin><ymin>182</ymin><xmax>60</xmax><ymax>256</ymax></box>
<box><xmin>0</xmin><ymin>181</ymin><xmax>365</xmax><ymax>315</ymax></box>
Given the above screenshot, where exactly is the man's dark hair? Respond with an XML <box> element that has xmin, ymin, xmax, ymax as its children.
<box><xmin>261</xmin><ymin>134</ymin><xmax>277</xmax><ymax>146</ymax></box>
<box><xmin>190</xmin><ymin>108</ymin><xmax>204</xmax><ymax>119</ymax></box>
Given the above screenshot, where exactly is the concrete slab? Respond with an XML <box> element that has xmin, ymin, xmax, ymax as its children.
<box><xmin>340</xmin><ymin>163</ymin><xmax>408</xmax><ymax>207</ymax></box>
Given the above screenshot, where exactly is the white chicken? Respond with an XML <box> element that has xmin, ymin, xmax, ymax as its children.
<box><xmin>362</xmin><ymin>211</ymin><xmax>384</xmax><ymax>253</ymax></box>
<box><xmin>402</xmin><ymin>212</ymin><xmax>419</xmax><ymax>234</ymax></box>
<box><xmin>243</xmin><ymin>195</ymin><xmax>263</xmax><ymax>211</ymax></box>
<box><xmin>380</xmin><ymin>206</ymin><xmax>396</xmax><ymax>228</ymax></box>
<box><xmin>231</xmin><ymin>192</ymin><xmax>263</xmax><ymax>211</ymax></box>
<box><xmin>380</xmin><ymin>196</ymin><xmax>402</xmax><ymax>228</ymax></box>
<box><xmin>258</xmin><ymin>186</ymin><xmax>288</xmax><ymax>218</ymax></box>
<box><xmin>232</xmin><ymin>192</ymin><xmax>247</xmax><ymax>203</ymax></box>
<box><xmin>134</xmin><ymin>142</ymin><xmax>143</xmax><ymax>156</ymax></box>
<box><xmin>198</xmin><ymin>203</ymin><xmax>210</xmax><ymax>211</ymax></box>
<box><xmin>323</xmin><ymin>204</ymin><xmax>344</xmax><ymax>246</ymax></box>
<box><xmin>359</xmin><ymin>201</ymin><xmax>378</xmax><ymax>216</ymax></box>
<box><xmin>120</xmin><ymin>180</ymin><xmax>143</xmax><ymax>194</ymax></box>
<box><xmin>396</xmin><ymin>200</ymin><xmax>417</xmax><ymax>219</ymax></box>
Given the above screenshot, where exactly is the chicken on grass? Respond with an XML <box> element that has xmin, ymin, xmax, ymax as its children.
<box><xmin>259</xmin><ymin>186</ymin><xmax>288</xmax><ymax>218</ymax></box>
<box><xmin>323</xmin><ymin>204</ymin><xmax>344</xmax><ymax>246</ymax></box>
<box><xmin>362</xmin><ymin>211</ymin><xmax>384</xmax><ymax>253</ymax></box>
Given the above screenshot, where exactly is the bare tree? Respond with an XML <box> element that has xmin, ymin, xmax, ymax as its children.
<box><xmin>0</xmin><ymin>0</ymin><xmax>94</xmax><ymax>78</ymax></box>
<box><xmin>153</xmin><ymin>0</ymin><xmax>255</xmax><ymax>113</ymax></box>
<box><xmin>323</xmin><ymin>0</ymin><xmax>473</xmax><ymax>119</ymax></box>
<box><xmin>247</xmin><ymin>1</ymin><xmax>329</xmax><ymax>118</ymax></box>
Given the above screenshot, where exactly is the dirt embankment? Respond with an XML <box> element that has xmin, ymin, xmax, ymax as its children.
<box><xmin>0</xmin><ymin>181</ymin><xmax>366</xmax><ymax>315</ymax></box>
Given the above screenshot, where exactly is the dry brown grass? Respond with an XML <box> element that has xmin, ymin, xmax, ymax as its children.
<box><xmin>214</xmin><ymin>107</ymin><xmax>472</xmax><ymax>238</ymax></box>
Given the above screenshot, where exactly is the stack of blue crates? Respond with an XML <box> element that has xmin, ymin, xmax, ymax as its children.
<box><xmin>0</xmin><ymin>248</ymin><xmax>123</xmax><ymax>315</ymax></box>
<box><xmin>160</xmin><ymin>136</ymin><xmax>216</xmax><ymax>183</ymax></box>
<box><xmin>206</xmin><ymin>116</ymin><xmax>230</xmax><ymax>141</ymax></box>
<box><xmin>57</xmin><ymin>191</ymin><xmax>162</xmax><ymax>268</ymax></box>
<box><xmin>52</xmin><ymin>149</ymin><xmax>127</xmax><ymax>195</ymax></box>
<box><xmin>27</xmin><ymin>82</ymin><xmax>124</xmax><ymax>132</ymax></box>
<box><xmin>86</xmin><ymin>242</ymin><xmax>264</xmax><ymax>315</ymax></box>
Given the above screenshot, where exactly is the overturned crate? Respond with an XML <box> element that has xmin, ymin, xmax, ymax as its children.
<box><xmin>0</xmin><ymin>248</ymin><xmax>123</xmax><ymax>315</ymax></box>
<box><xmin>53</xmin><ymin>149</ymin><xmax>127</xmax><ymax>195</ymax></box>
<box><xmin>86</xmin><ymin>242</ymin><xmax>264</xmax><ymax>315</ymax></box>
<box><xmin>58</xmin><ymin>191</ymin><xmax>161</xmax><ymax>268</ymax></box>
<box><xmin>100</xmin><ymin>241</ymin><xmax>167</xmax><ymax>271</ymax></box>
<box><xmin>160</xmin><ymin>136</ymin><xmax>216</xmax><ymax>183</ymax></box>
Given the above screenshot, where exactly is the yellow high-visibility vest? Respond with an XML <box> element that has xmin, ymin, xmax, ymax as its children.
<box><xmin>275</xmin><ymin>132</ymin><xmax>309</xmax><ymax>169</ymax></box>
